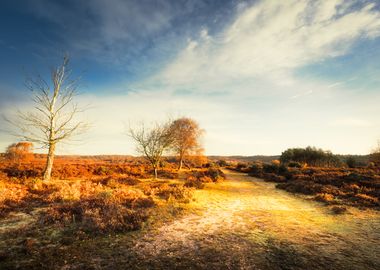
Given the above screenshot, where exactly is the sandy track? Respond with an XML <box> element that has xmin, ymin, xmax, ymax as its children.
<box><xmin>131</xmin><ymin>170</ymin><xmax>380</xmax><ymax>270</ymax></box>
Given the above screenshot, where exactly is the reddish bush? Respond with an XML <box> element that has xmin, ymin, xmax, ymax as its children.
<box><xmin>330</xmin><ymin>205</ymin><xmax>347</xmax><ymax>214</ymax></box>
<box><xmin>354</xmin><ymin>193</ymin><xmax>379</xmax><ymax>206</ymax></box>
<box><xmin>315</xmin><ymin>193</ymin><xmax>335</xmax><ymax>203</ymax></box>
<box><xmin>146</xmin><ymin>183</ymin><xmax>193</xmax><ymax>202</ymax></box>
<box><xmin>184</xmin><ymin>176</ymin><xmax>205</xmax><ymax>189</ymax></box>
<box><xmin>39</xmin><ymin>186</ymin><xmax>155</xmax><ymax>234</ymax></box>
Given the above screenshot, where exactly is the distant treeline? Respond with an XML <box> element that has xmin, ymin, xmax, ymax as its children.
<box><xmin>0</xmin><ymin>152</ymin><xmax>371</xmax><ymax>168</ymax></box>
<box><xmin>210</xmin><ymin>152</ymin><xmax>370</xmax><ymax>167</ymax></box>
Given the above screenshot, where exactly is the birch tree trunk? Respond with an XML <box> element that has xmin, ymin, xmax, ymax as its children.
<box><xmin>43</xmin><ymin>143</ymin><xmax>56</xmax><ymax>181</ymax></box>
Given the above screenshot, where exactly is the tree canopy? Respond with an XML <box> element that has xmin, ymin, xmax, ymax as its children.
<box><xmin>280</xmin><ymin>146</ymin><xmax>341</xmax><ymax>167</ymax></box>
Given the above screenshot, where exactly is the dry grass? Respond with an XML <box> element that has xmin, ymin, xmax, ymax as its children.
<box><xmin>0</xmin><ymin>156</ymin><xmax>207</xmax><ymax>238</ymax></box>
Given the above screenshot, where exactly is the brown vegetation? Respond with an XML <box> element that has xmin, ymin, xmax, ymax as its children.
<box><xmin>4</xmin><ymin>142</ymin><xmax>34</xmax><ymax>164</ymax></box>
<box><xmin>231</xmin><ymin>161</ymin><xmax>380</xmax><ymax>209</ymax></box>
<box><xmin>0</xmin><ymin>154</ymin><xmax>228</xmax><ymax>268</ymax></box>
<box><xmin>184</xmin><ymin>167</ymin><xmax>226</xmax><ymax>189</ymax></box>
<box><xmin>0</xmin><ymin>155</ymin><xmax>218</xmax><ymax>227</ymax></box>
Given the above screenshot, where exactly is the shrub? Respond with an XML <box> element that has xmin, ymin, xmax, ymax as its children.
<box><xmin>276</xmin><ymin>181</ymin><xmax>323</xmax><ymax>195</ymax></box>
<box><xmin>131</xmin><ymin>197</ymin><xmax>155</xmax><ymax>208</ymax></box>
<box><xmin>94</xmin><ymin>166</ymin><xmax>113</xmax><ymax>176</ymax></box>
<box><xmin>118</xmin><ymin>177</ymin><xmax>141</xmax><ymax>186</ymax></box>
<box><xmin>343</xmin><ymin>183</ymin><xmax>360</xmax><ymax>193</ymax></box>
<box><xmin>263</xmin><ymin>163</ymin><xmax>279</xmax><ymax>174</ymax></box>
<box><xmin>288</xmin><ymin>162</ymin><xmax>302</xmax><ymax>168</ymax></box>
<box><xmin>41</xmin><ymin>202</ymin><xmax>148</xmax><ymax>233</ymax></box>
<box><xmin>236</xmin><ymin>163</ymin><xmax>248</xmax><ymax>171</ymax></box>
<box><xmin>40</xmin><ymin>190</ymin><xmax>153</xmax><ymax>234</ymax></box>
<box><xmin>368</xmin><ymin>162</ymin><xmax>376</xmax><ymax>168</ymax></box>
<box><xmin>217</xmin><ymin>160</ymin><xmax>228</xmax><ymax>167</ymax></box>
<box><xmin>346</xmin><ymin>156</ymin><xmax>356</xmax><ymax>168</ymax></box>
<box><xmin>330</xmin><ymin>206</ymin><xmax>347</xmax><ymax>214</ymax></box>
<box><xmin>148</xmin><ymin>183</ymin><xmax>193</xmax><ymax>202</ymax></box>
<box><xmin>205</xmin><ymin>168</ymin><xmax>225</xmax><ymax>181</ymax></box>
<box><xmin>4</xmin><ymin>166</ymin><xmax>41</xmax><ymax>179</ymax></box>
<box><xmin>315</xmin><ymin>193</ymin><xmax>335</xmax><ymax>203</ymax></box>
<box><xmin>278</xmin><ymin>164</ymin><xmax>289</xmax><ymax>175</ymax></box>
<box><xmin>354</xmin><ymin>193</ymin><xmax>379</xmax><ymax>205</ymax></box>
<box><xmin>184</xmin><ymin>177</ymin><xmax>205</xmax><ymax>189</ymax></box>
<box><xmin>249</xmin><ymin>163</ymin><xmax>262</xmax><ymax>175</ymax></box>
<box><xmin>263</xmin><ymin>173</ymin><xmax>286</xmax><ymax>182</ymax></box>
<box><xmin>0</xmin><ymin>181</ymin><xmax>30</xmax><ymax>217</ymax></box>
<box><xmin>271</xmin><ymin>160</ymin><xmax>281</xmax><ymax>166</ymax></box>
<box><xmin>158</xmin><ymin>169</ymin><xmax>178</xmax><ymax>179</ymax></box>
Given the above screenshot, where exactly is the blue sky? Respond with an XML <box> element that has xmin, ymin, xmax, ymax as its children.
<box><xmin>1</xmin><ymin>0</ymin><xmax>380</xmax><ymax>155</ymax></box>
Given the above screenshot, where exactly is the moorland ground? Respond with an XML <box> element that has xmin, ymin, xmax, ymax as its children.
<box><xmin>0</xmin><ymin>156</ymin><xmax>379</xmax><ymax>270</ymax></box>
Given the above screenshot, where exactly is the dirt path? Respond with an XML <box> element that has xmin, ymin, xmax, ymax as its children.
<box><xmin>131</xmin><ymin>170</ymin><xmax>380</xmax><ymax>269</ymax></box>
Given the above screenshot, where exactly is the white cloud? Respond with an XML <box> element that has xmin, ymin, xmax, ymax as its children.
<box><xmin>153</xmin><ymin>0</ymin><xmax>380</xmax><ymax>89</ymax></box>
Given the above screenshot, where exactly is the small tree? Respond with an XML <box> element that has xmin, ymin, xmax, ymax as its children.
<box><xmin>129</xmin><ymin>121</ymin><xmax>173</xmax><ymax>179</ymax></box>
<box><xmin>169</xmin><ymin>117</ymin><xmax>204</xmax><ymax>170</ymax></box>
<box><xmin>5</xmin><ymin>142</ymin><xmax>34</xmax><ymax>164</ymax></box>
<box><xmin>346</xmin><ymin>156</ymin><xmax>356</xmax><ymax>168</ymax></box>
<box><xmin>7</xmin><ymin>56</ymin><xmax>87</xmax><ymax>181</ymax></box>
<box><xmin>369</xmin><ymin>140</ymin><xmax>380</xmax><ymax>167</ymax></box>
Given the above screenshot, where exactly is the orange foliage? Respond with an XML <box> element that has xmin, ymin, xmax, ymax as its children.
<box><xmin>5</xmin><ymin>142</ymin><xmax>34</xmax><ymax>163</ymax></box>
<box><xmin>0</xmin><ymin>155</ymin><xmax>201</xmax><ymax>233</ymax></box>
<box><xmin>169</xmin><ymin>118</ymin><xmax>204</xmax><ymax>169</ymax></box>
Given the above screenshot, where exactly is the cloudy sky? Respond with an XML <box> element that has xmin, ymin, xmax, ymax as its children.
<box><xmin>0</xmin><ymin>0</ymin><xmax>379</xmax><ymax>155</ymax></box>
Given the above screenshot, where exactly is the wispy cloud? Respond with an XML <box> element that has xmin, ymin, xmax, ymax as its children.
<box><xmin>151</xmin><ymin>0</ymin><xmax>380</xmax><ymax>90</ymax></box>
<box><xmin>290</xmin><ymin>90</ymin><xmax>313</xmax><ymax>99</ymax></box>
<box><xmin>24</xmin><ymin>0</ymin><xmax>230</xmax><ymax>72</ymax></box>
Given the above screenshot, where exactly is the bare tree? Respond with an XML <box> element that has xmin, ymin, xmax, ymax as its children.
<box><xmin>129</xmin><ymin>121</ymin><xmax>173</xmax><ymax>179</ymax></box>
<box><xmin>169</xmin><ymin>117</ymin><xmax>204</xmax><ymax>170</ymax></box>
<box><xmin>7</xmin><ymin>56</ymin><xmax>87</xmax><ymax>181</ymax></box>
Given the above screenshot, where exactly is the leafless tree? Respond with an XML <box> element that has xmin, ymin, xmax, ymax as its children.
<box><xmin>7</xmin><ymin>55</ymin><xmax>87</xmax><ymax>181</ymax></box>
<box><xmin>370</xmin><ymin>140</ymin><xmax>380</xmax><ymax>167</ymax></box>
<box><xmin>169</xmin><ymin>117</ymin><xmax>204</xmax><ymax>170</ymax></box>
<box><xmin>128</xmin><ymin>121</ymin><xmax>173</xmax><ymax>179</ymax></box>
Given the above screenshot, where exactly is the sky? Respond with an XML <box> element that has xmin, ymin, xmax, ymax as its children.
<box><xmin>0</xmin><ymin>0</ymin><xmax>380</xmax><ymax>156</ymax></box>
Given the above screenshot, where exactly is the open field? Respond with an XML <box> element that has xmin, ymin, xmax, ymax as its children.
<box><xmin>1</xmin><ymin>157</ymin><xmax>379</xmax><ymax>269</ymax></box>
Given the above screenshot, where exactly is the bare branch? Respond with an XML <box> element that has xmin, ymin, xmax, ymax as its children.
<box><xmin>128</xmin><ymin>120</ymin><xmax>174</xmax><ymax>178</ymax></box>
<box><xmin>5</xmin><ymin>55</ymin><xmax>88</xmax><ymax>181</ymax></box>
